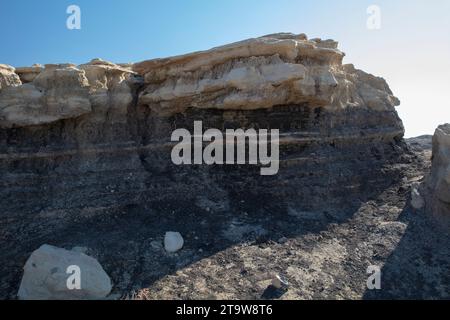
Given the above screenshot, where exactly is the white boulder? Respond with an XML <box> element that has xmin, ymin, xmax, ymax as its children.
<box><xmin>18</xmin><ymin>244</ymin><xmax>112</xmax><ymax>300</ymax></box>
<box><xmin>164</xmin><ymin>232</ymin><xmax>184</xmax><ymax>253</ymax></box>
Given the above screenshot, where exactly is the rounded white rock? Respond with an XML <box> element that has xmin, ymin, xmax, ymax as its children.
<box><xmin>164</xmin><ymin>232</ymin><xmax>184</xmax><ymax>253</ymax></box>
<box><xmin>411</xmin><ymin>187</ymin><xmax>425</xmax><ymax>210</ymax></box>
<box><xmin>18</xmin><ymin>244</ymin><xmax>112</xmax><ymax>300</ymax></box>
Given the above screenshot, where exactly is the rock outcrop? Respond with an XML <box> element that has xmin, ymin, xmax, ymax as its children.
<box><xmin>0</xmin><ymin>64</ymin><xmax>21</xmax><ymax>90</ymax></box>
<box><xmin>0</xmin><ymin>34</ymin><xmax>408</xmax><ymax>296</ymax></box>
<box><xmin>15</xmin><ymin>64</ymin><xmax>44</xmax><ymax>83</ymax></box>
<box><xmin>424</xmin><ymin>124</ymin><xmax>450</xmax><ymax>225</ymax></box>
<box><xmin>134</xmin><ymin>34</ymin><xmax>399</xmax><ymax>116</ymax></box>
<box><xmin>0</xmin><ymin>60</ymin><xmax>137</xmax><ymax>128</ymax></box>
<box><xmin>18</xmin><ymin>244</ymin><xmax>112</xmax><ymax>300</ymax></box>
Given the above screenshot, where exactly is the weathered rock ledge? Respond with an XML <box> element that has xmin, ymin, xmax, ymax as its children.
<box><xmin>1</xmin><ymin>34</ymin><xmax>401</xmax><ymax>128</ymax></box>
<box><xmin>134</xmin><ymin>33</ymin><xmax>399</xmax><ymax>116</ymax></box>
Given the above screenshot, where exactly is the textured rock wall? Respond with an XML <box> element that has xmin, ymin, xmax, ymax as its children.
<box><xmin>0</xmin><ymin>33</ymin><xmax>407</xmax><ymax>245</ymax></box>
<box><xmin>425</xmin><ymin>124</ymin><xmax>450</xmax><ymax>226</ymax></box>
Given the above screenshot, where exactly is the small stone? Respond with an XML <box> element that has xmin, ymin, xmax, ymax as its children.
<box><xmin>150</xmin><ymin>240</ymin><xmax>162</xmax><ymax>250</ymax></box>
<box><xmin>164</xmin><ymin>232</ymin><xmax>184</xmax><ymax>253</ymax></box>
<box><xmin>278</xmin><ymin>237</ymin><xmax>288</xmax><ymax>244</ymax></box>
<box><xmin>271</xmin><ymin>274</ymin><xmax>289</xmax><ymax>290</ymax></box>
<box><xmin>411</xmin><ymin>187</ymin><xmax>425</xmax><ymax>210</ymax></box>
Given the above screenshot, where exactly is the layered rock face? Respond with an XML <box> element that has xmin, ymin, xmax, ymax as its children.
<box><xmin>0</xmin><ymin>34</ymin><xmax>406</xmax><ymax>256</ymax></box>
<box><xmin>133</xmin><ymin>34</ymin><xmax>399</xmax><ymax>116</ymax></box>
<box><xmin>425</xmin><ymin>124</ymin><xmax>450</xmax><ymax>225</ymax></box>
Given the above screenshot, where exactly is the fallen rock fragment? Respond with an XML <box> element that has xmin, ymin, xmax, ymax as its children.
<box><xmin>271</xmin><ymin>274</ymin><xmax>289</xmax><ymax>290</ymax></box>
<box><xmin>150</xmin><ymin>240</ymin><xmax>163</xmax><ymax>250</ymax></box>
<box><xmin>164</xmin><ymin>232</ymin><xmax>184</xmax><ymax>253</ymax></box>
<box><xmin>411</xmin><ymin>186</ymin><xmax>425</xmax><ymax>210</ymax></box>
<box><xmin>278</xmin><ymin>237</ymin><xmax>288</xmax><ymax>244</ymax></box>
<box><xmin>18</xmin><ymin>244</ymin><xmax>112</xmax><ymax>300</ymax></box>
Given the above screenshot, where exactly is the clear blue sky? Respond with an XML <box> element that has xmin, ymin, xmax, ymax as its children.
<box><xmin>1</xmin><ymin>0</ymin><xmax>449</xmax><ymax>137</ymax></box>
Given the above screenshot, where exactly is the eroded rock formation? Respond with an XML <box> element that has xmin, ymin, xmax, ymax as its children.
<box><xmin>0</xmin><ymin>34</ymin><xmax>408</xmax><ymax>295</ymax></box>
<box><xmin>0</xmin><ymin>64</ymin><xmax>21</xmax><ymax>90</ymax></box>
<box><xmin>0</xmin><ymin>59</ymin><xmax>137</xmax><ymax>128</ymax></box>
<box><xmin>133</xmin><ymin>33</ymin><xmax>399</xmax><ymax>115</ymax></box>
<box><xmin>424</xmin><ymin>124</ymin><xmax>450</xmax><ymax>225</ymax></box>
<box><xmin>0</xmin><ymin>33</ymin><xmax>406</xmax><ymax>222</ymax></box>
